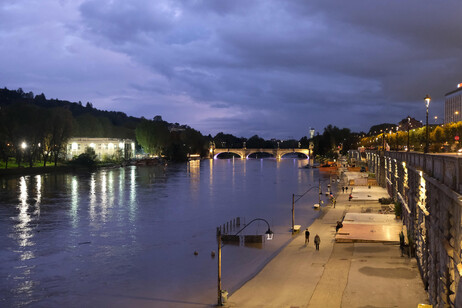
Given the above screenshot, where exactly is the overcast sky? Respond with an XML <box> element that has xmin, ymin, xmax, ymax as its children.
<box><xmin>1</xmin><ymin>0</ymin><xmax>462</xmax><ymax>139</ymax></box>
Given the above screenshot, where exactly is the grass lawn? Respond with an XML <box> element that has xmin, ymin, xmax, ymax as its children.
<box><xmin>0</xmin><ymin>158</ymin><xmax>65</xmax><ymax>169</ymax></box>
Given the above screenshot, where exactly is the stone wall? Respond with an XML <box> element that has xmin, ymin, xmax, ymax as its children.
<box><xmin>367</xmin><ymin>151</ymin><xmax>462</xmax><ymax>307</ymax></box>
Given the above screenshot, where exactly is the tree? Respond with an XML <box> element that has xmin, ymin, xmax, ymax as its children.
<box><xmin>47</xmin><ymin>108</ymin><xmax>73</xmax><ymax>166</ymax></box>
<box><xmin>136</xmin><ymin>119</ymin><xmax>170</xmax><ymax>156</ymax></box>
<box><xmin>71</xmin><ymin>147</ymin><xmax>97</xmax><ymax>168</ymax></box>
<box><xmin>213</xmin><ymin>132</ymin><xmax>245</xmax><ymax>148</ymax></box>
<box><xmin>74</xmin><ymin>113</ymin><xmax>103</xmax><ymax>137</ymax></box>
<box><xmin>246</xmin><ymin>135</ymin><xmax>266</xmax><ymax>148</ymax></box>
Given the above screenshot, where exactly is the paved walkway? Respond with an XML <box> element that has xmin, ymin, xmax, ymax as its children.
<box><xmin>227</xmin><ymin>174</ymin><xmax>429</xmax><ymax>308</ymax></box>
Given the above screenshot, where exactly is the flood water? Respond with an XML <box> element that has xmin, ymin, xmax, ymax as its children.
<box><xmin>0</xmin><ymin>158</ymin><xmax>332</xmax><ymax>307</ymax></box>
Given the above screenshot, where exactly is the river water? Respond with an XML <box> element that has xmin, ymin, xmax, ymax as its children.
<box><xmin>0</xmin><ymin>158</ymin><xmax>333</xmax><ymax>307</ymax></box>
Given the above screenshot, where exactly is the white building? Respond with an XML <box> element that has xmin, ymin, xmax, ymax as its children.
<box><xmin>66</xmin><ymin>138</ymin><xmax>135</xmax><ymax>160</ymax></box>
<box><xmin>445</xmin><ymin>83</ymin><xmax>462</xmax><ymax>123</ymax></box>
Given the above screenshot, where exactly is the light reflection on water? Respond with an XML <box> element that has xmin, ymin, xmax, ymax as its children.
<box><xmin>71</xmin><ymin>176</ymin><xmax>78</xmax><ymax>227</ymax></box>
<box><xmin>1</xmin><ymin>159</ymin><xmax>327</xmax><ymax>307</ymax></box>
<box><xmin>129</xmin><ymin>166</ymin><xmax>136</xmax><ymax>222</ymax></box>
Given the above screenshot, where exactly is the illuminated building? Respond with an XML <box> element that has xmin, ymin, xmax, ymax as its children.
<box><xmin>444</xmin><ymin>83</ymin><xmax>462</xmax><ymax>123</ymax></box>
<box><xmin>66</xmin><ymin>138</ymin><xmax>135</xmax><ymax>160</ymax></box>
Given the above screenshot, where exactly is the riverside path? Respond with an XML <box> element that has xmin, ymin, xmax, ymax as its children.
<box><xmin>227</xmin><ymin>170</ymin><xmax>429</xmax><ymax>308</ymax></box>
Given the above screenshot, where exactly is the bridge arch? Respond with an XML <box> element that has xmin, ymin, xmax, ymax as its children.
<box><xmin>246</xmin><ymin>151</ymin><xmax>275</xmax><ymax>159</ymax></box>
<box><xmin>280</xmin><ymin>152</ymin><xmax>309</xmax><ymax>159</ymax></box>
<box><xmin>213</xmin><ymin>151</ymin><xmax>244</xmax><ymax>159</ymax></box>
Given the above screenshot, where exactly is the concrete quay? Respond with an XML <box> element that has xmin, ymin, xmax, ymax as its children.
<box><xmin>227</xmin><ymin>174</ymin><xmax>429</xmax><ymax>307</ymax></box>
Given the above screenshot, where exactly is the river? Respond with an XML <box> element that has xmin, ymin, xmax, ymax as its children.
<box><xmin>0</xmin><ymin>158</ymin><xmax>333</xmax><ymax>307</ymax></box>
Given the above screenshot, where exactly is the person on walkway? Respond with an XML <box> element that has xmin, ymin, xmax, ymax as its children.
<box><xmin>305</xmin><ymin>228</ymin><xmax>310</xmax><ymax>245</ymax></box>
<box><xmin>349</xmin><ymin>194</ymin><xmax>352</xmax><ymax>201</ymax></box>
<box><xmin>399</xmin><ymin>231</ymin><xmax>405</xmax><ymax>257</ymax></box>
<box><xmin>346</xmin><ymin>186</ymin><xmax>349</xmax><ymax>193</ymax></box>
<box><xmin>342</xmin><ymin>186</ymin><xmax>345</xmax><ymax>193</ymax></box>
<box><xmin>336</xmin><ymin>221</ymin><xmax>343</xmax><ymax>232</ymax></box>
<box><xmin>333</xmin><ymin>197</ymin><xmax>336</xmax><ymax>208</ymax></box>
<box><xmin>314</xmin><ymin>234</ymin><xmax>320</xmax><ymax>250</ymax></box>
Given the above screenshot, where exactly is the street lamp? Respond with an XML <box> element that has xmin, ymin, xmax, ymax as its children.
<box><xmin>217</xmin><ymin>218</ymin><xmax>273</xmax><ymax>306</ymax></box>
<box><xmin>455</xmin><ymin>111</ymin><xmax>460</xmax><ymax>123</ymax></box>
<box><xmin>291</xmin><ymin>185</ymin><xmax>324</xmax><ymax>234</ymax></box>
<box><xmin>424</xmin><ymin>94</ymin><xmax>431</xmax><ymax>153</ymax></box>
<box><xmin>407</xmin><ymin>116</ymin><xmax>411</xmax><ymax>152</ymax></box>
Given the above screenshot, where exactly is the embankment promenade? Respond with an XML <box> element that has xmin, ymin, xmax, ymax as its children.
<box><xmin>227</xmin><ymin>167</ymin><xmax>429</xmax><ymax>307</ymax></box>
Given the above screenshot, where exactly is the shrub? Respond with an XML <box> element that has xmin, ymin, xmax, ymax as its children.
<box><xmin>394</xmin><ymin>202</ymin><xmax>402</xmax><ymax>217</ymax></box>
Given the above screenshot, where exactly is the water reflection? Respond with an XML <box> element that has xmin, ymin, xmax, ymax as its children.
<box><xmin>71</xmin><ymin>176</ymin><xmax>78</xmax><ymax>227</ymax></box>
<box><xmin>129</xmin><ymin>166</ymin><xmax>137</xmax><ymax>222</ymax></box>
<box><xmin>108</xmin><ymin>170</ymin><xmax>114</xmax><ymax>208</ymax></box>
<box><xmin>101</xmin><ymin>171</ymin><xmax>107</xmax><ymax>222</ymax></box>
<box><xmin>89</xmin><ymin>173</ymin><xmax>96</xmax><ymax>223</ymax></box>
<box><xmin>119</xmin><ymin>168</ymin><xmax>125</xmax><ymax>209</ymax></box>
<box><xmin>35</xmin><ymin>175</ymin><xmax>41</xmax><ymax>207</ymax></box>
<box><xmin>1</xmin><ymin>160</ymin><xmax>320</xmax><ymax>307</ymax></box>
<box><xmin>13</xmin><ymin>176</ymin><xmax>35</xmax><ymax>302</ymax></box>
<box><xmin>188</xmin><ymin>160</ymin><xmax>201</xmax><ymax>202</ymax></box>
<box><xmin>17</xmin><ymin>176</ymin><xmax>33</xmax><ymax>250</ymax></box>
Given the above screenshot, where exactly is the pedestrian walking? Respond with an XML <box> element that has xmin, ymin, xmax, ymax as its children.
<box><xmin>314</xmin><ymin>234</ymin><xmax>320</xmax><ymax>250</ymax></box>
<box><xmin>399</xmin><ymin>231</ymin><xmax>405</xmax><ymax>257</ymax></box>
<box><xmin>333</xmin><ymin>197</ymin><xmax>336</xmax><ymax>208</ymax></box>
<box><xmin>336</xmin><ymin>221</ymin><xmax>343</xmax><ymax>232</ymax></box>
<box><xmin>342</xmin><ymin>186</ymin><xmax>345</xmax><ymax>193</ymax></box>
<box><xmin>349</xmin><ymin>194</ymin><xmax>352</xmax><ymax>201</ymax></box>
<box><xmin>305</xmin><ymin>228</ymin><xmax>310</xmax><ymax>245</ymax></box>
<box><xmin>346</xmin><ymin>186</ymin><xmax>349</xmax><ymax>193</ymax></box>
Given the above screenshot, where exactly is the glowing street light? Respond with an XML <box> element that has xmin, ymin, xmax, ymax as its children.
<box><xmin>21</xmin><ymin>142</ymin><xmax>27</xmax><ymax>149</ymax></box>
<box><xmin>424</xmin><ymin>94</ymin><xmax>431</xmax><ymax>153</ymax></box>
<box><xmin>407</xmin><ymin>117</ymin><xmax>411</xmax><ymax>152</ymax></box>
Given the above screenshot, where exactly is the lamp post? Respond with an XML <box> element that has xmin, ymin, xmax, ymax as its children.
<box><xmin>407</xmin><ymin>117</ymin><xmax>411</xmax><ymax>152</ymax></box>
<box><xmin>291</xmin><ymin>185</ymin><xmax>323</xmax><ymax>234</ymax></box>
<box><xmin>217</xmin><ymin>218</ymin><xmax>273</xmax><ymax>306</ymax></box>
<box><xmin>424</xmin><ymin>94</ymin><xmax>431</xmax><ymax>153</ymax></box>
<box><xmin>455</xmin><ymin>111</ymin><xmax>459</xmax><ymax>123</ymax></box>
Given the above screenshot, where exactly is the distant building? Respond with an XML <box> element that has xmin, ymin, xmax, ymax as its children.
<box><xmin>66</xmin><ymin>138</ymin><xmax>135</xmax><ymax>160</ymax></box>
<box><xmin>398</xmin><ymin>116</ymin><xmax>423</xmax><ymax>131</ymax></box>
<box><xmin>309</xmin><ymin>128</ymin><xmax>315</xmax><ymax>139</ymax></box>
<box><xmin>445</xmin><ymin>83</ymin><xmax>462</xmax><ymax>123</ymax></box>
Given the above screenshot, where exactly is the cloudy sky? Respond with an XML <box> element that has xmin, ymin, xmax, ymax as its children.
<box><xmin>1</xmin><ymin>0</ymin><xmax>462</xmax><ymax>139</ymax></box>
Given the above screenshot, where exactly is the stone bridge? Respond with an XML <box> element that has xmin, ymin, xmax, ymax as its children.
<box><xmin>212</xmin><ymin>148</ymin><xmax>310</xmax><ymax>159</ymax></box>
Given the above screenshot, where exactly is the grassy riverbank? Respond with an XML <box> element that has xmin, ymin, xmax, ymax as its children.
<box><xmin>0</xmin><ymin>162</ymin><xmax>124</xmax><ymax>177</ymax></box>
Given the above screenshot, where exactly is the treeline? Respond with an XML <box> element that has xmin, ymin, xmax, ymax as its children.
<box><xmin>136</xmin><ymin>117</ymin><xmax>208</xmax><ymax>161</ymax></box>
<box><xmin>310</xmin><ymin>125</ymin><xmax>362</xmax><ymax>158</ymax></box>
<box><xmin>0</xmin><ymin>103</ymin><xmax>72</xmax><ymax>167</ymax></box>
<box><xmin>0</xmin><ymin>87</ymin><xmax>363</xmax><ymax>165</ymax></box>
<box><xmin>361</xmin><ymin>122</ymin><xmax>462</xmax><ymax>152</ymax></box>
<box><xmin>0</xmin><ymin>87</ymin><xmax>138</xmax><ymax>167</ymax></box>
<box><xmin>0</xmin><ymin>87</ymin><xmax>138</xmax><ymax>139</ymax></box>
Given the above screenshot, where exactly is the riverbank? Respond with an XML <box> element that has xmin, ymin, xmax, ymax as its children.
<box><xmin>227</xmin><ymin>168</ymin><xmax>429</xmax><ymax>307</ymax></box>
<box><xmin>0</xmin><ymin>162</ymin><xmax>128</xmax><ymax>178</ymax></box>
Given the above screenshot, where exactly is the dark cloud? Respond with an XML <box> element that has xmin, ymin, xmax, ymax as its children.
<box><xmin>1</xmin><ymin>0</ymin><xmax>461</xmax><ymax>138</ymax></box>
